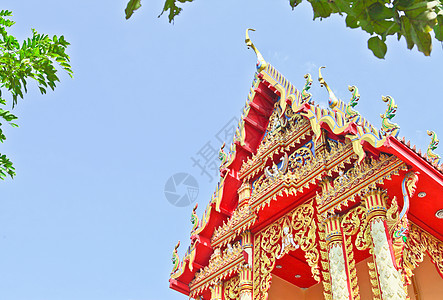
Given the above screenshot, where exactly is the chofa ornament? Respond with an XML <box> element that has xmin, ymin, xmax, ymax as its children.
<box><xmin>191</xmin><ymin>203</ymin><xmax>199</xmax><ymax>233</ymax></box>
<box><xmin>171</xmin><ymin>240</ymin><xmax>181</xmax><ymax>274</ymax></box>
<box><xmin>301</xmin><ymin>73</ymin><xmax>313</xmax><ymax>103</ymax></box>
<box><xmin>245</xmin><ymin>28</ymin><xmax>267</xmax><ymax>72</ymax></box>
<box><xmin>380</xmin><ymin>95</ymin><xmax>400</xmax><ymax>137</ymax></box>
<box><xmin>346</xmin><ymin>85</ymin><xmax>361</xmax><ymax>122</ymax></box>
<box><xmin>427</xmin><ymin>130</ymin><xmax>441</xmax><ymax>164</ymax></box>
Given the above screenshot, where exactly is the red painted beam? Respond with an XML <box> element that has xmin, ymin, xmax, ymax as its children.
<box><xmin>169</xmin><ymin>278</ymin><xmax>190</xmax><ymax>295</ymax></box>
<box><xmin>383</xmin><ymin>136</ymin><xmax>443</xmax><ymax>186</ymax></box>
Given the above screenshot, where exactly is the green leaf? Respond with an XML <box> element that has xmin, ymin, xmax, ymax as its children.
<box><xmin>0</xmin><ymin>10</ymin><xmax>73</xmax><ymax>179</ymax></box>
<box><xmin>368</xmin><ymin>2</ymin><xmax>394</xmax><ymax>21</ymax></box>
<box><xmin>159</xmin><ymin>0</ymin><xmax>193</xmax><ymax>23</ymax></box>
<box><xmin>346</xmin><ymin>15</ymin><xmax>359</xmax><ymax>28</ymax></box>
<box><xmin>373</xmin><ymin>20</ymin><xmax>401</xmax><ymax>37</ymax></box>
<box><xmin>368</xmin><ymin>36</ymin><xmax>387</xmax><ymax>58</ymax></box>
<box><xmin>434</xmin><ymin>15</ymin><xmax>443</xmax><ymax>41</ymax></box>
<box><xmin>289</xmin><ymin>0</ymin><xmax>302</xmax><ymax>10</ymax></box>
<box><xmin>125</xmin><ymin>0</ymin><xmax>142</xmax><ymax>20</ymax></box>
<box><xmin>410</xmin><ymin>22</ymin><xmax>432</xmax><ymax>55</ymax></box>
<box><xmin>308</xmin><ymin>0</ymin><xmax>333</xmax><ymax>19</ymax></box>
<box><xmin>401</xmin><ymin>15</ymin><xmax>415</xmax><ymax>49</ymax></box>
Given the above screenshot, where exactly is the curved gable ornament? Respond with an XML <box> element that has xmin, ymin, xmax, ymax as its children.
<box><xmin>245</xmin><ymin>28</ymin><xmax>267</xmax><ymax>73</ymax></box>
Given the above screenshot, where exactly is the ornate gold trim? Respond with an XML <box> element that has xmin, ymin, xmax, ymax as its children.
<box><xmin>368</xmin><ymin>258</ymin><xmax>382</xmax><ymax>300</ymax></box>
<box><xmin>252</xmin><ymin>202</ymin><xmax>319</xmax><ymax>300</ymax></box>
<box><xmin>223</xmin><ymin>275</ymin><xmax>240</xmax><ymax>300</ymax></box>
<box><xmin>403</xmin><ymin>222</ymin><xmax>443</xmax><ymax>285</ymax></box>
<box><xmin>189</xmin><ymin>241</ymin><xmax>244</xmax><ymax>297</ymax></box>
<box><xmin>318</xmin><ymin>154</ymin><xmax>407</xmax><ymax>216</ymax></box>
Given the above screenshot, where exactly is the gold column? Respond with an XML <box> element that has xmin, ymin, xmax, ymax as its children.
<box><xmin>239</xmin><ymin>230</ymin><xmax>253</xmax><ymax>300</ymax></box>
<box><xmin>210</xmin><ymin>281</ymin><xmax>223</xmax><ymax>300</ymax></box>
<box><xmin>324</xmin><ymin>215</ymin><xmax>352</xmax><ymax>300</ymax></box>
<box><xmin>238</xmin><ymin>182</ymin><xmax>251</xmax><ymax>208</ymax></box>
<box><xmin>239</xmin><ymin>264</ymin><xmax>253</xmax><ymax>300</ymax></box>
<box><xmin>363</xmin><ymin>190</ymin><xmax>406</xmax><ymax>300</ymax></box>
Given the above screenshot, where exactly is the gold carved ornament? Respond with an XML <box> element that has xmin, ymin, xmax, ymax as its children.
<box><xmin>318</xmin><ymin>153</ymin><xmax>407</xmax><ymax>217</ymax></box>
<box><xmin>341</xmin><ymin>205</ymin><xmax>372</xmax><ymax>252</ymax></box>
<box><xmin>189</xmin><ymin>241</ymin><xmax>244</xmax><ymax>297</ymax></box>
<box><xmin>402</xmin><ymin>223</ymin><xmax>443</xmax><ymax>285</ymax></box>
<box><xmin>240</xmin><ymin>107</ymin><xmax>311</xmax><ymax>181</ymax></box>
<box><xmin>253</xmin><ymin>202</ymin><xmax>320</xmax><ymax>300</ymax></box>
<box><xmin>340</xmin><ymin>207</ymin><xmax>370</xmax><ymax>300</ymax></box>
<box><xmin>223</xmin><ymin>276</ymin><xmax>240</xmax><ymax>300</ymax></box>
<box><xmin>341</xmin><ymin>205</ymin><xmax>381</xmax><ymax>299</ymax></box>
<box><xmin>318</xmin><ymin>225</ymin><xmax>333</xmax><ymax>300</ymax></box>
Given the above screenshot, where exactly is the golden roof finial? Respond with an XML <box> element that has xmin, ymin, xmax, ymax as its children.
<box><xmin>245</xmin><ymin>28</ymin><xmax>267</xmax><ymax>72</ymax></box>
<box><xmin>318</xmin><ymin>66</ymin><xmax>339</xmax><ymax>109</ymax></box>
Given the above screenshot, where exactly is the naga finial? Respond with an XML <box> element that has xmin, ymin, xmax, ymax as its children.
<box><xmin>318</xmin><ymin>67</ymin><xmax>339</xmax><ymax>109</ymax></box>
<box><xmin>348</xmin><ymin>86</ymin><xmax>360</xmax><ymax>108</ymax></box>
<box><xmin>190</xmin><ymin>203</ymin><xmax>199</xmax><ymax>232</ymax></box>
<box><xmin>346</xmin><ymin>85</ymin><xmax>361</xmax><ymax>121</ymax></box>
<box><xmin>427</xmin><ymin>130</ymin><xmax>441</xmax><ymax>164</ymax></box>
<box><xmin>219</xmin><ymin>142</ymin><xmax>227</xmax><ymax>165</ymax></box>
<box><xmin>380</xmin><ymin>95</ymin><xmax>400</xmax><ymax>137</ymax></box>
<box><xmin>301</xmin><ymin>73</ymin><xmax>313</xmax><ymax>103</ymax></box>
<box><xmin>171</xmin><ymin>240</ymin><xmax>181</xmax><ymax>274</ymax></box>
<box><xmin>386</xmin><ymin>171</ymin><xmax>419</xmax><ymax>267</ymax></box>
<box><xmin>245</xmin><ymin>28</ymin><xmax>267</xmax><ymax>72</ymax></box>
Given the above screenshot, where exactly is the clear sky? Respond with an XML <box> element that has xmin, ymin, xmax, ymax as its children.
<box><xmin>0</xmin><ymin>1</ymin><xmax>442</xmax><ymax>300</ymax></box>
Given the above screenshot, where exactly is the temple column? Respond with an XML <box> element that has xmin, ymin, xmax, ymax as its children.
<box><xmin>239</xmin><ymin>230</ymin><xmax>253</xmax><ymax>299</ymax></box>
<box><xmin>324</xmin><ymin>215</ymin><xmax>352</xmax><ymax>300</ymax></box>
<box><xmin>210</xmin><ymin>281</ymin><xmax>223</xmax><ymax>300</ymax></box>
<box><xmin>238</xmin><ymin>182</ymin><xmax>251</xmax><ymax>208</ymax></box>
<box><xmin>363</xmin><ymin>189</ymin><xmax>406</xmax><ymax>300</ymax></box>
<box><xmin>239</xmin><ymin>264</ymin><xmax>253</xmax><ymax>300</ymax></box>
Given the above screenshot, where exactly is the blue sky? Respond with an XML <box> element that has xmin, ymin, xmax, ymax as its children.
<box><xmin>0</xmin><ymin>1</ymin><xmax>442</xmax><ymax>300</ymax></box>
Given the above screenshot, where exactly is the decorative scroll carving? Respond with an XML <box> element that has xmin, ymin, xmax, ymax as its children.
<box><xmin>224</xmin><ymin>276</ymin><xmax>240</xmax><ymax>300</ymax></box>
<box><xmin>239</xmin><ymin>107</ymin><xmax>311</xmax><ymax>180</ymax></box>
<box><xmin>215</xmin><ymin>138</ymin><xmax>360</xmax><ymax>252</ymax></box>
<box><xmin>287</xmin><ymin>142</ymin><xmax>314</xmax><ymax>172</ymax></box>
<box><xmin>211</xmin><ymin>205</ymin><xmax>255</xmax><ymax>247</ymax></box>
<box><xmin>402</xmin><ymin>223</ymin><xmax>443</xmax><ymax>285</ymax></box>
<box><xmin>341</xmin><ymin>205</ymin><xmax>372</xmax><ymax>251</ymax></box>
<box><xmin>190</xmin><ymin>241</ymin><xmax>244</xmax><ymax>297</ymax></box>
<box><xmin>253</xmin><ymin>234</ymin><xmax>261</xmax><ymax>299</ymax></box>
<box><xmin>318</xmin><ymin>154</ymin><xmax>407</xmax><ymax>216</ymax></box>
<box><xmin>258</xmin><ymin>222</ymin><xmax>281</xmax><ymax>299</ymax></box>
<box><xmin>253</xmin><ymin>202</ymin><xmax>319</xmax><ymax>300</ymax></box>
<box><xmin>340</xmin><ymin>205</ymin><xmax>369</xmax><ymax>299</ymax></box>
<box><xmin>252</xmin><ymin>141</ymin><xmax>314</xmax><ymax>196</ymax></box>
<box><xmin>318</xmin><ymin>226</ymin><xmax>333</xmax><ymax>300</ymax></box>
<box><xmin>344</xmin><ymin>235</ymin><xmax>360</xmax><ymax>299</ymax></box>
<box><xmin>251</xmin><ymin>138</ymin><xmax>355</xmax><ymax>211</ymax></box>
<box><xmin>368</xmin><ymin>259</ymin><xmax>382</xmax><ymax>300</ymax></box>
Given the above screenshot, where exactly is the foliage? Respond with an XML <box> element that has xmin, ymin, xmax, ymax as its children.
<box><xmin>0</xmin><ymin>10</ymin><xmax>72</xmax><ymax>180</ymax></box>
<box><xmin>125</xmin><ymin>0</ymin><xmax>142</xmax><ymax>20</ymax></box>
<box><xmin>125</xmin><ymin>0</ymin><xmax>443</xmax><ymax>58</ymax></box>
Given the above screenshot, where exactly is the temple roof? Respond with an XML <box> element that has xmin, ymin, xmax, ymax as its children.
<box><xmin>169</xmin><ymin>29</ymin><xmax>443</xmax><ymax>297</ymax></box>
